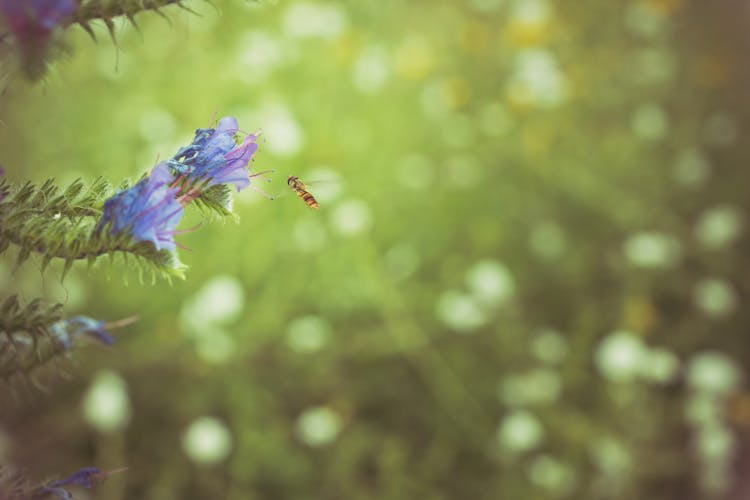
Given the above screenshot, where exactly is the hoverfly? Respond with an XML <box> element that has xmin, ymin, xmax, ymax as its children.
<box><xmin>287</xmin><ymin>176</ymin><xmax>319</xmax><ymax>209</ymax></box>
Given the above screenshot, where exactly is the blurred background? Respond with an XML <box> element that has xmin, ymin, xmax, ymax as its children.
<box><xmin>2</xmin><ymin>0</ymin><xmax>750</xmax><ymax>498</ymax></box>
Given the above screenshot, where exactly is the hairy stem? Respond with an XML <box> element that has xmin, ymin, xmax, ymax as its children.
<box><xmin>73</xmin><ymin>0</ymin><xmax>188</xmax><ymax>24</ymax></box>
<box><xmin>0</xmin><ymin>228</ymin><xmax>127</xmax><ymax>260</ymax></box>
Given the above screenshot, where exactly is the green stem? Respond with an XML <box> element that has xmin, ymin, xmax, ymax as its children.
<box><xmin>0</xmin><ymin>228</ymin><xmax>127</xmax><ymax>260</ymax></box>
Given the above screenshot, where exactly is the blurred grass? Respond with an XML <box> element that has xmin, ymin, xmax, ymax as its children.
<box><xmin>2</xmin><ymin>0</ymin><xmax>750</xmax><ymax>498</ymax></box>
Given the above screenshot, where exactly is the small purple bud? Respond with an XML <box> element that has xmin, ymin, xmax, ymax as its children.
<box><xmin>50</xmin><ymin>316</ymin><xmax>123</xmax><ymax>349</ymax></box>
<box><xmin>48</xmin><ymin>467</ymin><xmax>101</xmax><ymax>489</ymax></box>
<box><xmin>41</xmin><ymin>466</ymin><xmax>127</xmax><ymax>498</ymax></box>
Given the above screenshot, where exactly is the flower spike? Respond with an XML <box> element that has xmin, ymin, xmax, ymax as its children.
<box><xmin>169</xmin><ymin>116</ymin><xmax>264</xmax><ymax>193</ymax></box>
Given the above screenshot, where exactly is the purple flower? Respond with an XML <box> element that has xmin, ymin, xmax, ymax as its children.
<box><xmin>41</xmin><ymin>466</ymin><xmax>128</xmax><ymax>499</ymax></box>
<box><xmin>169</xmin><ymin>116</ymin><xmax>261</xmax><ymax>192</ymax></box>
<box><xmin>0</xmin><ymin>0</ymin><xmax>76</xmax><ymax>35</ymax></box>
<box><xmin>51</xmin><ymin>316</ymin><xmax>115</xmax><ymax>349</ymax></box>
<box><xmin>48</xmin><ymin>467</ymin><xmax>101</xmax><ymax>489</ymax></box>
<box><xmin>0</xmin><ymin>0</ymin><xmax>77</xmax><ymax>78</ymax></box>
<box><xmin>98</xmin><ymin>163</ymin><xmax>184</xmax><ymax>252</ymax></box>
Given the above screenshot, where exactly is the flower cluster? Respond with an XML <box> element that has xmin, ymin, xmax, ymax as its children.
<box><xmin>169</xmin><ymin>116</ymin><xmax>261</xmax><ymax>192</ymax></box>
<box><xmin>97</xmin><ymin>116</ymin><xmax>264</xmax><ymax>254</ymax></box>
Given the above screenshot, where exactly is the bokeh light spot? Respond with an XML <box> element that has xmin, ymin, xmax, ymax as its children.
<box><xmin>183</xmin><ymin>417</ymin><xmax>233</xmax><ymax>465</ymax></box>
<box><xmin>82</xmin><ymin>370</ymin><xmax>131</xmax><ymax>433</ymax></box>
<box><xmin>694</xmin><ymin>206</ymin><xmax>742</xmax><ymax>249</ymax></box>
<box><xmin>286</xmin><ymin>315</ymin><xmax>332</xmax><ymax>353</ymax></box>
<box><xmin>465</xmin><ymin>259</ymin><xmax>515</xmax><ymax>306</ymax></box>
<box><xmin>590</xmin><ymin>437</ymin><xmax>632</xmax><ymax>476</ymax></box>
<box><xmin>507</xmin><ymin>49</ymin><xmax>567</xmax><ymax>107</ymax></box>
<box><xmin>330</xmin><ymin>199</ymin><xmax>373</xmax><ymax>236</ymax></box>
<box><xmin>353</xmin><ymin>45</ymin><xmax>389</xmax><ymax>94</ymax></box>
<box><xmin>236</xmin><ymin>31</ymin><xmax>287</xmax><ymax>84</ymax></box>
<box><xmin>497</xmin><ymin>410</ymin><xmax>544</xmax><ymax>452</ymax></box>
<box><xmin>509</xmin><ymin>0</ymin><xmax>551</xmax><ymax>25</ymax></box>
<box><xmin>500</xmin><ymin>368</ymin><xmax>562</xmax><ymax>406</ymax></box>
<box><xmin>283</xmin><ymin>2</ymin><xmax>348</xmax><ymax>40</ymax></box>
<box><xmin>695</xmin><ymin>423</ymin><xmax>735</xmax><ymax>462</ymax></box>
<box><xmin>182</xmin><ymin>275</ymin><xmax>246</xmax><ymax>327</ymax></box>
<box><xmin>686</xmin><ymin>351</ymin><xmax>741</xmax><ymax>395</ymax></box>
<box><xmin>623</xmin><ymin>231</ymin><xmax>681</xmax><ymax>268</ymax></box>
<box><xmin>296</xmin><ymin>407</ymin><xmax>342</xmax><ymax>447</ymax></box>
<box><xmin>637</xmin><ymin>347</ymin><xmax>680</xmax><ymax>384</ymax></box>
<box><xmin>693</xmin><ymin>279</ymin><xmax>737</xmax><ymax>317</ymax></box>
<box><xmin>624</xmin><ymin>3</ymin><xmax>667</xmax><ymax>38</ymax></box>
<box><xmin>436</xmin><ymin>290</ymin><xmax>487</xmax><ymax>332</ymax></box>
<box><xmin>595</xmin><ymin>331</ymin><xmax>646</xmax><ymax>383</ymax></box>
<box><xmin>528</xmin><ymin>455</ymin><xmax>576</xmax><ymax>494</ymax></box>
<box><xmin>631</xmin><ymin>104</ymin><xmax>668</xmax><ymax>141</ymax></box>
<box><xmin>242</xmin><ymin>103</ymin><xmax>305</xmax><ymax>157</ymax></box>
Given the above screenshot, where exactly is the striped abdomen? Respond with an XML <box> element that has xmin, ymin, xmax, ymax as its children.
<box><xmin>297</xmin><ymin>190</ymin><xmax>319</xmax><ymax>209</ymax></box>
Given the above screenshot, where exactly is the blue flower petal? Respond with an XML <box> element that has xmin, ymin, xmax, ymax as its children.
<box><xmin>168</xmin><ymin>116</ymin><xmax>261</xmax><ymax>192</ymax></box>
<box><xmin>98</xmin><ymin>163</ymin><xmax>184</xmax><ymax>251</ymax></box>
